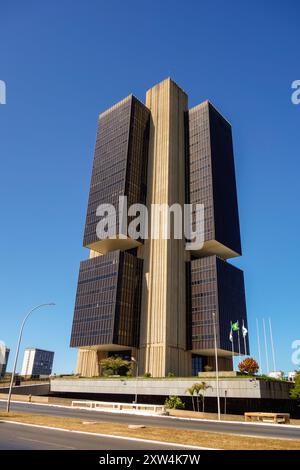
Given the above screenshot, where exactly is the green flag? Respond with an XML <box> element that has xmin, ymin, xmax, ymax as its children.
<box><xmin>232</xmin><ymin>321</ymin><xmax>239</xmax><ymax>331</ymax></box>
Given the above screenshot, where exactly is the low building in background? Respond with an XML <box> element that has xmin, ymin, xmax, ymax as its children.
<box><xmin>21</xmin><ymin>348</ymin><xmax>54</xmax><ymax>378</ymax></box>
<box><xmin>268</xmin><ymin>371</ymin><xmax>284</xmax><ymax>380</ymax></box>
<box><xmin>0</xmin><ymin>347</ymin><xmax>10</xmax><ymax>378</ymax></box>
<box><xmin>288</xmin><ymin>371</ymin><xmax>297</xmax><ymax>382</ymax></box>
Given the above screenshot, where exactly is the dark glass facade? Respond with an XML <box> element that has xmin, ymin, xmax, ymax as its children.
<box><xmin>192</xmin><ymin>354</ymin><xmax>203</xmax><ymax>376</ymax></box>
<box><xmin>71</xmin><ymin>94</ymin><xmax>149</xmax><ymax>352</ymax></box>
<box><xmin>188</xmin><ymin>102</ymin><xmax>241</xmax><ymax>255</ymax></box>
<box><xmin>189</xmin><ymin>255</ymin><xmax>248</xmax><ymax>355</ymax></box>
<box><xmin>188</xmin><ymin>102</ymin><xmax>214</xmax><ymax>242</ymax></box>
<box><xmin>209</xmin><ymin>104</ymin><xmax>241</xmax><ymax>255</ymax></box>
<box><xmin>189</xmin><ymin>255</ymin><xmax>218</xmax><ymax>351</ymax></box>
<box><xmin>71</xmin><ymin>252</ymin><xmax>119</xmax><ymax>347</ymax></box>
<box><xmin>70</xmin><ymin>250</ymin><xmax>143</xmax><ymax>348</ymax></box>
<box><xmin>70</xmin><ymin>80</ymin><xmax>248</xmax><ymax>375</ymax></box>
<box><xmin>216</xmin><ymin>257</ymin><xmax>249</xmax><ymax>354</ymax></box>
<box><xmin>83</xmin><ymin>96</ymin><xmax>149</xmax><ymax>248</ymax></box>
<box><xmin>31</xmin><ymin>349</ymin><xmax>54</xmax><ymax>376</ymax></box>
<box><xmin>186</xmin><ymin>100</ymin><xmax>247</xmax><ymax>363</ymax></box>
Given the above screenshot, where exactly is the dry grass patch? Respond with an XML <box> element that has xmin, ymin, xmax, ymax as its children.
<box><xmin>1</xmin><ymin>412</ymin><xmax>300</xmax><ymax>450</ymax></box>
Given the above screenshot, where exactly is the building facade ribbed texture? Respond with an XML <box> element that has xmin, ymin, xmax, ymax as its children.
<box><xmin>70</xmin><ymin>78</ymin><xmax>249</xmax><ymax>377</ymax></box>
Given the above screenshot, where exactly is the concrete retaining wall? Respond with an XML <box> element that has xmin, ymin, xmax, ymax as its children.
<box><xmin>0</xmin><ymin>383</ymin><xmax>50</xmax><ymax>396</ymax></box>
<box><xmin>50</xmin><ymin>378</ymin><xmax>292</xmax><ymax>399</ymax></box>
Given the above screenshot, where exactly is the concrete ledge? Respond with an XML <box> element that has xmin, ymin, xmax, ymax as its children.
<box><xmin>0</xmin><ymin>394</ymin><xmax>73</xmax><ymax>406</ymax></box>
<box><xmin>198</xmin><ymin>371</ymin><xmax>238</xmax><ymax>378</ymax></box>
<box><xmin>0</xmin><ymin>393</ymin><xmax>49</xmax><ymax>403</ymax></box>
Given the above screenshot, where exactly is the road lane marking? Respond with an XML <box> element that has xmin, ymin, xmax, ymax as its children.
<box><xmin>18</xmin><ymin>436</ymin><xmax>76</xmax><ymax>449</ymax></box>
<box><xmin>0</xmin><ymin>420</ymin><xmax>216</xmax><ymax>450</ymax></box>
<box><xmin>1</xmin><ymin>400</ymin><xmax>300</xmax><ymax>431</ymax></box>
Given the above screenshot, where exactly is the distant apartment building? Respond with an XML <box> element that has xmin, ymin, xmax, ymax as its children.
<box><xmin>21</xmin><ymin>348</ymin><xmax>54</xmax><ymax>378</ymax></box>
<box><xmin>0</xmin><ymin>347</ymin><xmax>10</xmax><ymax>378</ymax></box>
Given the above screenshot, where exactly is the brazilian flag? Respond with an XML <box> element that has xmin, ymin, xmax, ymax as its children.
<box><xmin>232</xmin><ymin>321</ymin><xmax>239</xmax><ymax>331</ymax></box>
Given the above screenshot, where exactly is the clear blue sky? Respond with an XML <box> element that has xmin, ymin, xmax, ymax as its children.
<box><xmin>1</xmin><ymin>0</ymin><xmax>299</xmax><ymax>375</ymax></box>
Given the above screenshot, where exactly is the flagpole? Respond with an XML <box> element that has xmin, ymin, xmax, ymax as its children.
<box><xmin>256</xmin><ymin>318</ymin><xmax>262</xmax><ymax>374</ymax></box>
<box><xmin>262</xmin><ymin>318</ymin><xmax>269</xmax><ymax>374</ymax></box>
<box><xmin>269</xmin><ymin>317</ymin><xmax>276</xmax><ymax>372</ymax></box>
<box><xmin>212</xmin><ymin>312</ymin><xmax>221</xmax><ymax>421</ymax></box>
<box><xmin>237</xmin><ymin>327</ymin><xmax>241</xmax><ymax>356</ymax></box>
<box><xmin>242</xmin><ymin>320</ymin><xmax>247</xmax><ymax>356</ymax></box>
<box><xmin>230</xmin><ymin>321</ymin><xmax>234</xmax><ymax>370</ymax></box>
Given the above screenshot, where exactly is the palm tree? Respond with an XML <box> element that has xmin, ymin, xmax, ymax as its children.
<box><xmin>186</xmin><ymin>385</ymin><xmax>196</xmax><ymax>411</ymax></box>
<box><xmin>193</xmin><ymin>382</ymin><xmax>212</xmax><ymax>412</ymax></box>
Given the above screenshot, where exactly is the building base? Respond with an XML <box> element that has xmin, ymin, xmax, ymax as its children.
<box><xmin>76</xmin><ymin>349</ymin><xmax>107</xmax><ymax>377</ymax></box>
<box><xmin>75</xmin><ymin>347</ymin><xmax>235</xmax><ymax>378</ymax></box>
<box><xmin>138</xmin><ymin>346</ymin><xmax>192</xmax><ymax>377</ymax></box>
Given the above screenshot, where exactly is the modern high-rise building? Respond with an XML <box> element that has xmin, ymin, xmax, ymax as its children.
<box><xmin>21</xmin><ymin>348</ymin><xmax>54</xmax><ymax>378</ymax></box>
<box><xmin>70</xmin><ymin>78</ymin><xmax>249</xmax><ymax>377</ymax></box>
<box><xmin>0</xmin><ymin>347</ymin><xmax>10</xmax><ymax>378</ymax></box>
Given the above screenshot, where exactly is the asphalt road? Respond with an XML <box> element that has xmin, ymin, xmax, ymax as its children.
<box><xmin>0</xmin><ymin>421</ymin><xmax>190</xmax><ymax>450</ymax></box>
<box><xmin>1</xmin><ymin>400</ymin><xmax>300</xmax><ymax>441</ymax></box>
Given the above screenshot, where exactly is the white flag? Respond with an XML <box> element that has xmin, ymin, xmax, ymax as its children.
<box><xmin>242</xmin><ymin>324</ymin><xmax>248</xmax><ymax>337</ymax></box>
<box><xmin>229</xmin><ymin>330</ymin><xmax>233</xmax><ymax>342</ymax></box>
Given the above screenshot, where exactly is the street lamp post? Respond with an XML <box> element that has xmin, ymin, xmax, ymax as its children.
<box><xmin>212</xmin><ymin>311</ymin><xmax>221</xmax><ymax>420</ymax></box>
<box><xmin>6</xmin><ymin>303</ymin><xmax>55</xmax><ymax>413</ymax></box>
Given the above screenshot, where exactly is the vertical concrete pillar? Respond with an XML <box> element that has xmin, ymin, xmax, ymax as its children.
<box><xmin>139</xmin><ymin>78</ymin><xmax>191</xmax><ymax>377</ymax></box>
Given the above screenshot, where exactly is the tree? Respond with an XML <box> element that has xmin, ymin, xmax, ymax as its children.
<box><xmin>186</xmin><ymin>382</ymin><xmax>212</xmax><ymax>412</ymax></box>
<box><xmin>238</xmin><ymin>357</ymin><xmax>259</xmax><ymax>375</ymax></box>
<box><xmin>100</xmin><ymin>357</ymin><xmax>132</xmax><ymax>376</ymax></box>
<box><xmin>290</xmin><ymin>373</ymin><xmax>300</xmax><ymax>399</ymax></box>
<box><xmin>193</xmin><ymin>382</ymin><xmax>212</xmax><ymax>412</ymax></box>
<box><xmin>186</xmin><ymin>385</ymin><xmax>196</xmax><ymax>411</ymax></box>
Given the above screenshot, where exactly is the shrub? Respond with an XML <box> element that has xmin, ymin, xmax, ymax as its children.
<box><xmin>290</xmin><ymin>373</ymin><xmax>300</xmax><ymax>399</ymax></box>
<box><xmin>165</xmin><ymin>395</ymin><xmax>185</xmax><ymax>409</ymax></box>
<box><xmin>238</xmin><ymin>357</ymin><xmax>259</xmax><ymax>375</ymax></box>
<box><xmin>143</xmin><ymin>372</ymin><xmax>151</xmax><ymax>378</ymax></box>
<box><xmin>100</xmin><ymin>357</ymin><xmax>132</xmax><ymax>376</ymax></box>
<box><xmin>167</xmin><ymin>372</ymin><xmax>176</xmax><ymax>377</ymax></box>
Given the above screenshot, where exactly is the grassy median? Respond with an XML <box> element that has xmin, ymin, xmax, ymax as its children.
<box><xmin>1</xmin><ymin>411</ymin><xmax>300</xmax><ymax>450</ymax></box>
